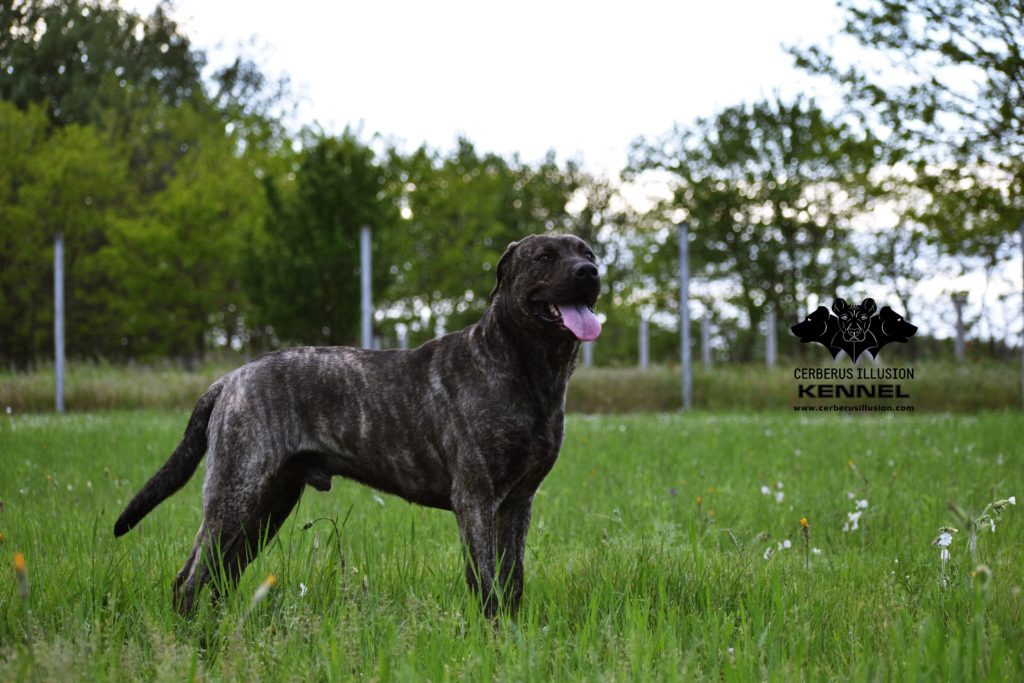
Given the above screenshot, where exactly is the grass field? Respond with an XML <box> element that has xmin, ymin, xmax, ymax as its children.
<box><xmin>1</xmin><ymin>411</ymin><xmax>1021</xmax><ymax>681</ymax></box>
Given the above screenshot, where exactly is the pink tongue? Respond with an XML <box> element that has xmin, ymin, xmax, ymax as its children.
<box><xmin>557</xmin><ymin>303</ymin><xmax>602</xmax><ymax>341</ymax></box>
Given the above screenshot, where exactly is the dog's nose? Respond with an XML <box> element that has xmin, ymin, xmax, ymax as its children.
<box><xmin>573</xmin><ymin>262</ymin><xmax>598</xmax><ymax>280</ymax></box>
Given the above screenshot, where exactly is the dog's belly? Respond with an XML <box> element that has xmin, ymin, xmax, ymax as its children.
<box><xmin>310</xmin><ymin>444</ymin><xmax>454</xmax><ymax>510</ymax></box>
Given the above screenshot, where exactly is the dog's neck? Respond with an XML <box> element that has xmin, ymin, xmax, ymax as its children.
<box><xmin>473</xmin><ymin>303</ymin><xmax>579</xmax><ymax>410</ymax></box>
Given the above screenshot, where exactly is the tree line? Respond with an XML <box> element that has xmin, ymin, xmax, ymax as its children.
<box><xmin>1</xmin><ymin>0</ymin><xmax>1020</xmax><ymax>369</ymax></box>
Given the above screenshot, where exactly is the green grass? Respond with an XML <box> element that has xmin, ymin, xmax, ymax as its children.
<box><xmin>1</xmin><ymin>411</ymin><xmax>1021</xmax><ymax>680</ymax></box>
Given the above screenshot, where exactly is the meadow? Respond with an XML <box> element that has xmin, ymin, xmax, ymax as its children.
<box><xmin>1</xmin><ymin>411</ymin><xmax>1021</xmax><ymax>681</ymax></box>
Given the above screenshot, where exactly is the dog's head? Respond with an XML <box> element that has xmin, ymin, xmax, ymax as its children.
<box><xmin>490</xmin><ymin>234</ymin><xmax>602</xmax><ymax>342</ymax></box>
<box><xmin>791</xmin><ymin>306</ymin><xmax>831</xmax><ymax>342</ymax></box>
<box><xmin>832</xmin><ymin>297</ymin><xmax>875</xmax><ymax>343</ymax></box>
<box><xmin>875</xmin><ymin>306</ymin><xmax>917</xmax><ymax>342</ymax></box>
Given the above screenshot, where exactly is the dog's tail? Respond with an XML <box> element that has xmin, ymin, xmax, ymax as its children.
<box><xmin>113</xmin><ymin>380</ymin><xmax>224</xmax><ymax>537</ymax></box>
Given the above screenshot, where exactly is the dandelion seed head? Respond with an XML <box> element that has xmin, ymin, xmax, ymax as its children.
<box><xmin>1010</xmin><ymin>496</ymin><xmax>1016</xmax><ymax>505</ymax></box>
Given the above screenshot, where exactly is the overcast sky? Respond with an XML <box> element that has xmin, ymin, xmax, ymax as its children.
<box><xmin>124</xmin><ymin>0</ymin><xmax>851</xmax><ymax>175</ymax></box>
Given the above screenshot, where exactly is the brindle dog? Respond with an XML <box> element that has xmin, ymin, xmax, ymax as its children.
<box><xmin>114</xmin><ymin>234</ymin><xmax>602</xmax><ymax>616</ymax></box>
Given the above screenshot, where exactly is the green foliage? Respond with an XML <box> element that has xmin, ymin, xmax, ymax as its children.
<box><xmin>791</xmin><ymin>0</ymin><xmax>1024</xmax><ymax>255</ymax></box>
<box><xmin>245</xmin><ymin>131</ymin><xmax>400</xmax><ymax>347</ymax></box>
<box><xmin>382</xmin><ymin>141</ymin><xmax>592</xmax><ymax>339</ymax></box>
<box><xmin>630</xmin><ymin>97</ymin><xmax>880</xmax><ymax>360</ymax></box>
<box><xmin>0</xmin><ymin>0</ymin><xmax>204</xmax><ymax>127</ymax></box>
<box><xmin>0</xmin><ymin>412</ymin><xmax>1020</xmax><ymax>679</ymax></box>
<box><xmin>0</xmin><ymin>102</ymin><xmax>130</xmax><ymax>365</ymax></box>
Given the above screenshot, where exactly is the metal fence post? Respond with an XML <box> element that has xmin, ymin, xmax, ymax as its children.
<box><xmin>54</xmin><ymin>232</ymin><xmax>65</xmax><ymax>414</ymax></box>
<box><xmin>952</xmin><ymin>291</ymin><xmax>967</xmax><ymax>363</ymax></box>
<box><xmin>360</xmin><ymin>226</ymin><xmax>372</xmax><ymax>349</ymax></box>
<box><xmin>638</xmin><ymin>314</ymin><xmax>649</xmax><ymax>369</ymax></box>
<box><xmin>701</xmin><ymin>313</ymin><xmax>712</xmax><ymax>367</ymax></box>
<box><xmin>679</xmin><ymin>222</ymin><xmax>692</xmax><ymax>410</ymax></box>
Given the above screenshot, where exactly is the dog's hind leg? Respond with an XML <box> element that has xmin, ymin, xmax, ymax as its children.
<box><xmin>172</xmin><ymin>469</ymin><xmax>304</xmax><ymax>615</ymax></box>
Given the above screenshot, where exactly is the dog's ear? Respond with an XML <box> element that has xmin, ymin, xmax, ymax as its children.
<box><xmin>489</xmin><ymin>240</ymin><xmax>518</xmax><ymax>299</ymax></box>
<box><xmin>832</xmin><ymin>298</ymin><xmax>849</xmax><ymax>315</ymax></box>
<box><xmin>860</xmin><ymin>298</ymin><xmax>877</xmax><ymax>316</ymax></box>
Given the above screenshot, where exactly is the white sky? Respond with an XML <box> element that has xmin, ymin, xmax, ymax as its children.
<box><xmin>125</xmin><ymin>0</ymin><xmax>849</xmax><ymax>175</ymax></box>
<box><xmin>124</xmin><ymin>0</ymin><xmax>1022</xmax><ymax>342</ymax></box>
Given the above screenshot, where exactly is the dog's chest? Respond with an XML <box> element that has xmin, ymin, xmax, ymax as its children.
<box><xmin>488</xmin><ymin>413</ymin><xmax>563</xmax><ymax>495</ymax></box>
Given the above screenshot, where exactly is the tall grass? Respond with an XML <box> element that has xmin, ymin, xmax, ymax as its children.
<box><xmin>569</xmin><ymin>362</ymin><xmax>1018</xmax><ymax>412</ymax></box>
<box><xmin>2</xmin><ymin>360</ymin><xmax>1019</xmax><ymax>413</ymax></box>
<box><xmin>1</xmin><ymin>411</ymin><xmax>1021</xmax><ymax>679</ymax></box>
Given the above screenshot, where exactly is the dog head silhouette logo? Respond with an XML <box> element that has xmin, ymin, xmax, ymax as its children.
<box><xmin>791</xmin><ymin>298</ymin><xmax>917</xmax><ymax>362</ymax></box>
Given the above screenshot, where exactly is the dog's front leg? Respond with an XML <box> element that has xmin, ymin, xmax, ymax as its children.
<box><xmin>496</xmin><ymin>495</ymin><xmax>532</xmax><ymax>613</ymax></box>
<box><xmin>452</xmin><ymin>488</ymin><xmax>499</xmax><ymax>616</ymax></box>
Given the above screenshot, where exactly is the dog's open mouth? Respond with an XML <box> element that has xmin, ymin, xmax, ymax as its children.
<box><xmin>532</xmin><ymin>299</ymin><xmax>602</xmax><ymax>342</ymax></box>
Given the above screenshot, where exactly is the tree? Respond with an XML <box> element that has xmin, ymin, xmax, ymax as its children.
<box><xmin>383</xmin><ymin>140</ymin><xmax>586</xmax><ymax>340</ymax></box>
<box><xmin>0</xmin><ymin>102</ymin><xmax>130</xmax><ymax>366</ymax></box>
<box><xmin>791</xmin><ymin>0</ymin><xmax>1024</xmax><ymax>256</ymax></box>
<box><xmin>630</xmin><ymin>96</ymin><xmax>880</xmax><ymax>360</ymax></box>
<box><xmin>245</xmin><ymin>130</ymin><xmax>400</xmax><ymax>347</ymax></box>
<box><xmin>1</xmin><ymin>0</ymin><xmax>204</xmax><ymax>127</ymax></box>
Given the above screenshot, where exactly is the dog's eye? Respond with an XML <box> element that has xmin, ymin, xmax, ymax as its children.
<box><xmin>584</xmin><ymin>250</ymin><xmax>596</xmax><ymax>261</ymax></box>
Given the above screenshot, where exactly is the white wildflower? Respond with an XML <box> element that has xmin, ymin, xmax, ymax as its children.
<box><xmin>856</xmin><ymin>499</ymin><xmax>869</xmax><ymax>510</ymax></box>
<box><xmin>811</xmin><ymin>547</ymin><xmax>822</xmax><ymax>555</ymax></box>
<box><xmin>843</xmin><ymin>510</ymin><xmax>863</xmax><ymax>532</ymax></box>
<box><xmin>776</xmin><ymin>481</ymin><xmax>784</xmax><ymax>489</ymax></box>
<box><xmin>847</xmin><ymin>491</ymin><xmax>855</xmax><ymax>500</ymax></box>
<box><xmin>935</xmin><ymin>532</ymin><xmax>953</xmax><ymax>547</ymax></box>
<box><xmin>1009</xmin><ymin>496</ymin><xmax>1016</xmax><ymax>505</ymax></box>
<box><xmin>777</xmin><ymin>539</ymin><xmax>792</xmax><ymax>551</ymax></box>
<box><xmin>760</xmin><ymin>485</ymin><xmax>770</xmax><ymax>496</ymax></box>
<box><xmin>763</xmin><ymin>547</ymin><xmax>774</xmax><ymax>560</ymax></box>
<box><xmin>774</xmin><ymin>491</ymin><xmax>785</xmax><ymax>504</ymax></box>
<box><xmin>5</xmin><ymin>406</ymin><xmax>11</xmax><ymax>415</ymax></box>
<box><xmin>299</xmin><ymin>582</ymin><xmax>308</xmax><ymax>597</ymax></box>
